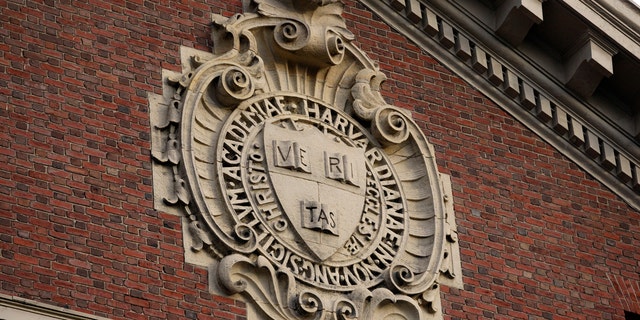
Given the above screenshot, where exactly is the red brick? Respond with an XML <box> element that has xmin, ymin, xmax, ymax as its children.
<box><xmin>0</xmin><ymin>1</ymin><xmax>638</xmax><ymax>320</ymax></box>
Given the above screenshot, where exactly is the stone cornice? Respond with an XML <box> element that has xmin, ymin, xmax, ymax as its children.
<box><xmin>359</xmin><ymin>0</ymin><xmax>640</xmax><ymax>210</ymax></box>
<box><xmin>563</xmin><ymin>0</ymin><xmax>640</xmax><ymax>59</ymax></box>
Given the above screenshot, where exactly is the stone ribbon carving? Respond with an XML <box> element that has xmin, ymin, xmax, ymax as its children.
<box><xmin>151</xmin><ymin>0</ymin><xmax>462</xmax><ymax>319</ymax></box>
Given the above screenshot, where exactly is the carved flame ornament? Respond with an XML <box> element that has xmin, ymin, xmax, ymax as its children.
<box><xmin>150</xmin><ymin>0</ymin><xmax>462</xmax><ymax>319</ymax></box>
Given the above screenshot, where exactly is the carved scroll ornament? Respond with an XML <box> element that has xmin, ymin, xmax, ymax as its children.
<box><xmin>150</xmin><ymin>0</ymin><xmax>462</xmax><ymax>319</ymax></box>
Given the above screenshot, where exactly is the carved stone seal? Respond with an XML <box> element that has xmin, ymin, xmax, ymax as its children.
<box><xmin>215</xmin><ymin>93</ymin><xmax>406</xmax><ymax>290</ymax></box>
<box><xmin>150</xmin><ymin>0</ymin><xmax>462</xmax><ymax>319</ymax></box>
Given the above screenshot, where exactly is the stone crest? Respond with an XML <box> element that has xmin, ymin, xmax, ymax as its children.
<box><xmin>150</xmin><ymin>0</ymin><xmax>462</xmax><ymax>319</ymax></box>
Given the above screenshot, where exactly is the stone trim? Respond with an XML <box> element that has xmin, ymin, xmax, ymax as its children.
<box><xmin>359</xmin><ymin>0</ymin><xmax>640</xmax><ymax>210</ymax></box>
<box><xmin>563</xmin><ymin>0</ymin><xmax>640</xmax><ymax>59</ymax></box>
<box><xmin>563</xmin><ymin>30</ymin><xmax>617</xmax><ymax>98</ymax></box>
<box><xmin>494</xmin><ymin>0</ymin><xmax>544</xmax><ymax>46</ymax></box>
<box><xmin>0</xmin><ymin>294</ymin><xmax>110</xmax><ymax>320</ymax></box>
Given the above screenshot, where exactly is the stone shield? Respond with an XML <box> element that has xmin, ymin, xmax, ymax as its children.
<box><xmin>263</xmin><ymin>121</ymin><xmax>366</xmax><ymax>262</ymax></box>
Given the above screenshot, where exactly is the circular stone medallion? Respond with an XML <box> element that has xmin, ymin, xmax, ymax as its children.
<box><xmin>214</xmin><ymin>93</ymin><xmax>408</xmax><ymax>291</ymax></box>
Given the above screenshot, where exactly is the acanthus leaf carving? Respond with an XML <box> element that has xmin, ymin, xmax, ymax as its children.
<box><xmin>354</xmin><ymin>287</ymin><xmax>424</xmax><ymax>320</ymax></box>
<box><xmin>332</xmin><ymin>299</ymin><xmax>358</xmax><ymax>320</ymax></box>
<box><xmin>162</xmin><ymin>173</ymin><xmax>189</xmax><ymax>206</ymax></box>
<box><xmin>217</xmin><ymin>254</ymin><xmax>322</xmax><ymax>320</ymax></box>
<box><xmin>351</xmin><ymin>69</ymin><xmax>389</xmax><ymax>121</ymax></box>
<box><xmin>188</xmin><ymin>219</ymin><xmax>213</xmax><ymax>252</ymax></box>
<box><xmin>295</xmin><ymin>291</ymin><xmax>326</xmax><ymax>320</ymax></box>
<box><xmin>420</xmin><ymin>284</ymin><xmax>442</xmax><ymax>315</ymax></box>
<box><xmin>371</xmin><ymin>106</ymin><xmax>411</xmax><ymax>147</ymax></box>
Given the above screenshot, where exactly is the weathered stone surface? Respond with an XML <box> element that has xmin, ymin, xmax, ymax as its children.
<box><xmin>150</xmin><ymin>0</ymin><xmax>462</xmax><ymax>319</ymax></box>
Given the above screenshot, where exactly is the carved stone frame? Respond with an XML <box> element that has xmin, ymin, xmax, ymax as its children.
<box><xmin>149</xmin><ymin>1</ymin><xmax>462</xmax><ymax>319</ymax></box>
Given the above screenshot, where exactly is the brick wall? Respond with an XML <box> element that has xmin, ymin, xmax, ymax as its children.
<box><xmin>1</xmin><ymin>1</ymin><xmax>638</xmax><ymax>319</ymax></box>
